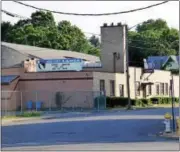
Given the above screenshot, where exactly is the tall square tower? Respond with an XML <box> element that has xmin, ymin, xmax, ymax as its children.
<box><xmin>100</xmin><ymin>23</ymin><xmax>128</xmax><ymax>73</ymax></box>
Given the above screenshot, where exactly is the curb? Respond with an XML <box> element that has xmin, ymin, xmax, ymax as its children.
<box><xmin>159</xmin><ymin>132</ymin><xmax>179</xmax><ymax>140</ymax></box>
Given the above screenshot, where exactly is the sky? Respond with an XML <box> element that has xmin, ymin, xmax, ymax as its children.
<box><xmin>2</xmin><ymin>1</ymin><xmax>179</xmax><ymax>37</ymax></box>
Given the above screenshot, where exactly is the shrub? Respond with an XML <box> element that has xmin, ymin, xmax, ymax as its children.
<box><xmin>106</xmin><ymin>97</ymin><xmax>140</xmax><ymax>108</ymax></box>
<box><xmin>149</xmin><ymin>97</ymin><xmax>178</xmax><ymax>105</ymax></box>
<box><xmin>135</xmin><ymin>99</ymin><xmax>142</xmax><ymax>107</ymax></box>
<box><xmin>106</xmin><ymin>97</ymin><xmax>179</xmax><ymax>108</ymax></box>
<box><xmin>18</xmin><ymin>111</ymin><xmax>41</xmax><ymax>117</ymax></box>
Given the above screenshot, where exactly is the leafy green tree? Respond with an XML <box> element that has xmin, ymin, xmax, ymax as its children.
<box><xmin>89</xmin><ymin>35</ymin><xmax>100</xmax><ymax>48</ymax></box>
<box><xmin>128</xmin><ymin>19</ymin><xmax>179</xmax><ymax>67</ymax></box>
<box><xmin>1</xmin><ymin>21</ymin><xmax>13</xmax><ymax>41</ymax></box>
<box><xmin>1</xmin><ymin>11</ymin><xmax>100</xmax><ymax>56</ymax></box>
<box><xmin>31</xmin><ymin>11</ymin><xmax>56</xmax><ymax>27</ymax></box>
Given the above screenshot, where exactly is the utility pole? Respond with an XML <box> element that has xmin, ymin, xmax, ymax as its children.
<box><xmin>125</xmin><ymin>24</ymin><xmax>131</xmax><ymax>110</ymax></box>
<box><xmin>170</xmin><ymin>73</ymin><xmax>176</xmax><ymax>132</ymax></box>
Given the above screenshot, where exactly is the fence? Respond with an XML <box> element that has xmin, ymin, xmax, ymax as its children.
<box><xmin>1</xmin><ymin>90</ymin><xmax>106</xmax><ymax>116</ymax></box>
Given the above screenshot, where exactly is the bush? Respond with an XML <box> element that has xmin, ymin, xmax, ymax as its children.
<box><xmin>106</xmin><ymin>97</ymin><xmax>179</xmax><ymax>108</ymax></box>
<box><xmin>106</xmin><ymin>97</ymin><xmax>139</xmax><ymax>108</ymax></box>
<box><xmin>149</xmin><ymin>97</ymin><xmax>179</xmax><ymax>105</ymax></box>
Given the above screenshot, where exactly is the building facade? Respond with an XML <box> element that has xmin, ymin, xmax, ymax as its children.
<box><xmin>1</xmin><ymin>22</ymin><xmax>179</xmax><ymax>111</ymax></box>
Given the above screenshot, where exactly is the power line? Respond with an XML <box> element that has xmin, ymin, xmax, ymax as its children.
<box><xmin>129</xmin><ymin>45</ymin><xmax>166</xmax><ymax>52</ymax></box>
<box><xmin>101</xmin><ymin>38</ymin><xmax>168</xmax><ymax>52</ymax></box>
<box><xmin>1</xmin><ymin>9</ymin><xmax>28</xmax><ymax>19</ymax></box>
<box><xmin>13</xmin><ymin>1</ymin><xmax>169</xmax><ymax>16</ymax></box>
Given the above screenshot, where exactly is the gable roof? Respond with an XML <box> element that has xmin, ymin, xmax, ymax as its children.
<box><xmin>1</xmin><ymin>42</ymin><xmax>100</xmax><ymax>62</ymax></box>
<box><xmin>147</xmin><ymin>55</ymin><xmax>179</xmax><ymax>69</ymax></box>
<box><xmin>1</xmin><ymin>75</ymin><xmax>19</xmax><ymax>85</ymax></box>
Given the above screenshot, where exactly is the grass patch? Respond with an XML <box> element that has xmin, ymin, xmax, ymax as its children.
<box><xmin>2</xmin><ymin>115</ymin><xmax>17</xmax><ymax>119</ymax></box>
<box><xmin>17</xmin><ymin>111</ymin><xmax>41</xmax><ymax>117</ymax></box>
<box><xmin>2</xmin><ymin>111</ymin><xmax>41</xmax><ymax>119</ymax></box>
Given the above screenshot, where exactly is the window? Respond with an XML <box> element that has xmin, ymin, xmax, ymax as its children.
<box><xmin>160</xmin><ymin>83</ymin><xmax>164</xmax><ymax>95</ymax></box>
<box><xmin>119</xmin><ymin>84</ymin><xmax>124</xmax><ymax>97</ymax></box>
<box><xmin>165</xmin><ymin>83</ymin><xmax>168</xmax><ymax>95</ymax></box>
<box><xmin>156</xmin><ymin>84</ymin><xmax>160</xmax><ymax>95</ymax></box>
<box><xmin>148</xmin><ymin>85</ymin><xmax>152</xmax><ymax>95</ymax></box>
<box><xmin>100</xmin><ymin>80</ymin><xmax>105</xmax><ymax>94</ymax></box>
<box><xmin>110</xmin><ymin>80</ymin><xmax>115</xmax><ymax>96</ymax></box>
<box><xmin>135</xmin><ymin>82</ymin><xmax>140</xmax><ymax>96</ymax></box>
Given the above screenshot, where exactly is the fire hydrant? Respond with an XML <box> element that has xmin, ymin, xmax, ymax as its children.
<box><xmin>163</xmin><ymin>113</ymin><xmax>172</xmax><ymax>133</ymax></box>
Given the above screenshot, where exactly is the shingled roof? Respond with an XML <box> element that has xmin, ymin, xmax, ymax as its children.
<box><xmin>147</xmin><ymin>55</ymin><xmax>179</xmax><ymax>70</ymax></box>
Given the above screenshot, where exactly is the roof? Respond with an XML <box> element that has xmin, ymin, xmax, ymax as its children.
<box><xmin>1</xmin><ymin>42</ymin><xmax>100</xmax><ymax>62</ymax></box>
<box><xmin>147</xmin><ymin>55</ymin><xmax>179</xmax><ymax>69</ymax></box>
<box><xmin>1</xmin><ymin>75</ymin><xmax>19</xmax><ymax>85</ymax></box>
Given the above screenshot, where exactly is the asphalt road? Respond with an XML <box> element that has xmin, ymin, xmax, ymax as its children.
<box><xmin>1</xmin><ymin>107</ymin><xmax>180</xmax><ymax>151</ymax></box>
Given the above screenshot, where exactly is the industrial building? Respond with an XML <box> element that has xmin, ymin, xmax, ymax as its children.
<box><xmin>1</xmin><ymin>23</ymin><xmax>179</xmax><ymax>111</ymax></box>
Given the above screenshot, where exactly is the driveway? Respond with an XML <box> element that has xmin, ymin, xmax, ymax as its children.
<box><xmin>1</xmin><ymin>107</ymin><xmax>179</xmax><ymax>151</ymax></box>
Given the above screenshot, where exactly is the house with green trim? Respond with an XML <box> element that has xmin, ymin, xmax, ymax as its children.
<box><xmin>147</xmin><ymin>55</ymin><xmax>179</xmax><ymax>71</ymax></box>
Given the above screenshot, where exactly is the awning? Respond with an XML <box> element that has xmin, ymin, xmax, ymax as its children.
<box><xmin>1</xmin><ymin>75</ymin><xmax>19</xmax><ymax>85</ymax></box>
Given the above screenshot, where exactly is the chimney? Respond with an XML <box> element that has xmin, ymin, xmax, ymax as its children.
<box><xmin>103</xmin><ymin>23</ymin><xmax>107</xmax><ymax>27</ymax></box>
<box><xmin>117</xmin><ymin>22</ymin><xmax>122</xmax><ymax>26</ymax></box>
<box><xmin>111</xmin><ymin>22</ymin><xmax>114</xmax><ymax>26</ymax></box>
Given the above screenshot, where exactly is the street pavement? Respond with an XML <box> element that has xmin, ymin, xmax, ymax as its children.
<box><xmin>1</xmin><ymin>107</ymin><xmax>180</xmax><ymax>151</ymax></box>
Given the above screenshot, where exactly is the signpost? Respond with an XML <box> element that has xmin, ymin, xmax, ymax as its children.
<box><xmin>170</xmin><ymin>74</ymin><xmax>176</xmax><ymax>132</ymax></box>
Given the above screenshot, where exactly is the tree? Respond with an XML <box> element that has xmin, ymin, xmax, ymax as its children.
<box><xmin>89</xmin><ymin>35</ymin><xmax>100</xmax><ymax>48</ymax></box>
<box><xmin>136</xmin><ymin>19</ymin><xmax>168</xmax><ymax>32</ymax></box>
<box><xmin>1</xmin><ymin>21</ymin><xmax>13</xmax><ymax>41</ymax></box>
<box><xmin>31</xmin><ymin>11</ymin><xmax>56</xmax><ymax>27</ymax></box>
<box><xmin>1</xmin><ymin>11</ymin><xmax>100</xmax><ymax>57</ymax></box>
<box><xmin>128</xmin><ymin>19</ymin><xmax>179</xmax><ymax>67</ymax></box>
